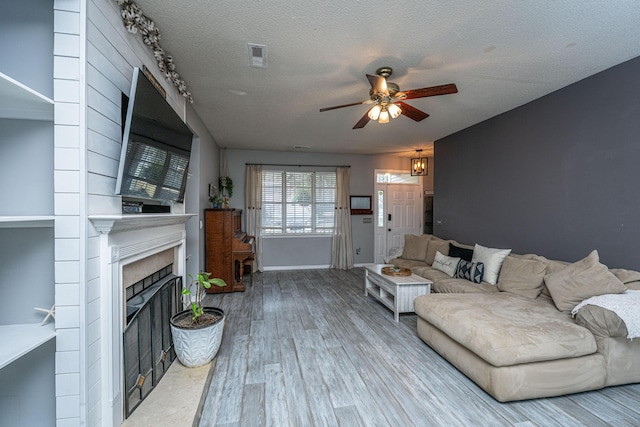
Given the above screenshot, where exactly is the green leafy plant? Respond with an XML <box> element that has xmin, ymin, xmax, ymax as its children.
<box><xmin>219</xmin><ymin>176</ymin><xmax>233</xmax><ymax>198</ymax></box>
<box><xmin>182</xmin><ymin>272</ymin><xmax>226</xmax><ymax>323</ymax></box>
<box><xmin>208</xmin><ymin>194</ymin><xmax>224</xmax><ymax>208</ymax></box>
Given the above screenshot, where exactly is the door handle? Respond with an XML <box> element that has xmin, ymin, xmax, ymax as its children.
<box><xmin>388</xmin><ymin>214</ymin><xmax>392</xmax><ymax>221</ymax></box>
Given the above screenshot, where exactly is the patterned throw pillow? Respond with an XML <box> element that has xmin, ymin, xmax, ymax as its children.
<box><xmin>455</xmin><ymin>260</ymin><xmax>485</xmax><ymax>284</ymax></box>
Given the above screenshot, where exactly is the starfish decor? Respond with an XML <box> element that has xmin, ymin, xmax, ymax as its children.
<box><xmin>34</xmin><ymin>305</ymin><xmax>55</xmax><ymax>326</ymax></box>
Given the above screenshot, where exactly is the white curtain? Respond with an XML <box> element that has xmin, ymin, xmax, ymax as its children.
<box><xmin>331</xmin><ymin>167</ymin><xmax>354</xmax><ymax>270</ymax></box>
<box><xmin>245</xmin><ymin>165</ymin><xmax>263</xmax><ymax>272</ymax></box>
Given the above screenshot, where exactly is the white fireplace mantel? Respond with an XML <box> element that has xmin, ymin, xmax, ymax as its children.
<box><xmin>89</xmin><ymin>213</ymin><xmax>195</xmax><ymax>234</ymax></box>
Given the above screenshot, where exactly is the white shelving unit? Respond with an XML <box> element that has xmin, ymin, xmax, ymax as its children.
<box><xmin>0</xmin><ymin>216</ymin><xmax>55</xmax><ymax>228</ymax></box>
<box><xmin>0</xmin><ymin>1</ymin><xmax>56</xmax><ymax>423</ymax></box>
<box><xmin>0</xmin><ymin>323</ymin><xmax>55</xmax><ymax>370</ymax></box>
<box><xmin>0</xmin><ymin>71</ymin><xmax>54</xmax><ymax>120</ymax></box>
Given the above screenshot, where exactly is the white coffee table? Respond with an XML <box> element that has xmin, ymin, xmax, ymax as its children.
<box><xmin>363</xmin><ymin>264</ymin><xmax>432</xmax><ymax>322</ymax></box>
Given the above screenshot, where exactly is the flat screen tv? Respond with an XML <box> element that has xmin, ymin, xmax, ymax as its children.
<box><xmin>115</xmin><ymin>67</ymin><xmax>193</xmax><ymax>205</ymax></box>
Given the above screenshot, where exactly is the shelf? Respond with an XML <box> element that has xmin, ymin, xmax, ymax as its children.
<box><xmin>0</xmin><ymin>323</ymin><xmax>56</xmax><ymax>370</ymax></box>
<box><xmin>0</xmin><ymin>216</ymin><xmax>54</xmax><ymax>228</ymax></box>
<box><xmin>0</xmin><ymin>72</ymin><xmax>54</xmax><ymax>121</ymax></box>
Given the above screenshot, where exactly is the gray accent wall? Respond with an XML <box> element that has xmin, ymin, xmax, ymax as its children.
<box><xmin>435</xmin><ymin>55</ymin><xmax>640</xmax><ymax>270</ymax></box>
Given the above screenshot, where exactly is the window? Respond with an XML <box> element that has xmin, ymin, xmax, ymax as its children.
<box><xmin>376</xmin><ymin>171</ymin><xmax>420</xmax><ymax>184</ymax></box>
<box><xmin>262</xmin><ymin>170</ymin><xmax>336</xmax><ymax>234</ymax></box>
<box><xmin>377</xmin><ymin>190</ymin><xmax>384</xmax><ymax>227</ymax></box>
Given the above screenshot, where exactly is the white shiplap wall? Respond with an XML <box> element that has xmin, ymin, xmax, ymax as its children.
<box><xmin>54</xmin><ymin>0</ymin><xmax>84</xmax><ymax>426</ymax></box>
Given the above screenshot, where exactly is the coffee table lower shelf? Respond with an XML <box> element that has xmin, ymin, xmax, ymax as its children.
<box><xmin>363</xmin><ymin>264</ymin><xmax>432</xmax><ymax>322</ymax></box>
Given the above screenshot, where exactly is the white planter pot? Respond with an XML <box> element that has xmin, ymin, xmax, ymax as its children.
<box><xmin>170</xmin><ymin>307</ymin><xmax>225</xmax><ymax>368</ymax></box>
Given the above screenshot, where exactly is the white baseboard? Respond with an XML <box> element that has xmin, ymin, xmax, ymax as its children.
<box><xmin>262</xmin><ymin>263</ymin><xmax>369</xmax><ymax>271</ymax></box>
<box><xmin>263</xmin><ymin>264</ymin><xmax>331</xmax><ymax>271</ymax></box>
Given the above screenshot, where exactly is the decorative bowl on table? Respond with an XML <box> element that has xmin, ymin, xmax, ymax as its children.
<box><xmin>381</xmin><ymin>266</ymin><xmax>412</xmax><ymax>276</ymax></box>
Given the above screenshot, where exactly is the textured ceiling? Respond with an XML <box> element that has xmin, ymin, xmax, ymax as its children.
<box><xmin>132</xmin><ymin>1</ymin><xmax>640</xmax><ymax>157</ymax></box>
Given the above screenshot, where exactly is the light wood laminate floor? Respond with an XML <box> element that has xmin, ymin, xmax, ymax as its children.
<box><xmin>199</xmin><ymin>268</ymin><xmax>640</xmax><ymax>427</ymax></box>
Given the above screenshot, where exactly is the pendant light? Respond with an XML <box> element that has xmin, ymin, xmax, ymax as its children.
<box><xmin>410</xmin><ymin>149</ymin><xmax>428</xmax><ymax>176</ymax></box>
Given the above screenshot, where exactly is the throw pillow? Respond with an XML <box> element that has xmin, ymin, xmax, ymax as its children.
<box><xmin>472</xmin><ymin>244</ymin><xmax>512</xmax><ymax>285</ymax></box>
<box><xmin>448</xmin><ymin>243</ymin><xmax>473</xmax><ymax>262</ymax></box>
<box><xmin>544</xmin><ymin>250</ymin><xmax>627</xmax><ymax>313</ymax></box>
<box><xmin>497</xmin><ymin>256</ymin><xmax>546</xmax><ymax>299</ymax></box>
<box><xmin>455</xmin><ymin>260</ymin><xmax>484</xmax><ymax>283</ymax></box>
<box><xmin>425</xmin><ymin>238</ymin><xmax>449</xmax><ymax>265</ymax></box>
<box><xmin>402</xmin><ymin>234</ymin><xmax>430</xmax><ymax>261</ymax></box>
<box><xmin>432</xmin><ymin>251</ymin><xmax>461</xmax><ymax>277</ymax></box>
<box><xmin>385</xmin><ymin>246</ymin><xmax>404</xmax><ymax>263</ymax></box>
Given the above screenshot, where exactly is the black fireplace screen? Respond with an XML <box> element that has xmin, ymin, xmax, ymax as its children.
<box><xmin>123</xmin><ymin>267</ymin><xmax>182</xmax><ymax>418</ymax></box>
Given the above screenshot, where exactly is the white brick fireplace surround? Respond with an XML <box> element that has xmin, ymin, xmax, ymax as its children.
<box><xmin>89</xmin><ymin>214</ymin><xmax>193</xmax><ymax>426</ymax></box>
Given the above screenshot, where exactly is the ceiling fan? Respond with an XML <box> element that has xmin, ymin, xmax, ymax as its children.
<box><xmin>319</xmin><ymin>67</ymin><xmax>458</xmax><ymax>129</ymax></box>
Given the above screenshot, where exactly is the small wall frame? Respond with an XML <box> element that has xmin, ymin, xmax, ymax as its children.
<box><xmin>350</xmin><ymin>195</ymin><xmax>372</xmax><ymax>215</ymax></box>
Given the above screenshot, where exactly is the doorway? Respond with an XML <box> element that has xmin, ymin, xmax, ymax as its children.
<box><xmin>374</xmin><ymin>171</ymin><xmax>423</xmax><ymax>264</ymax></box>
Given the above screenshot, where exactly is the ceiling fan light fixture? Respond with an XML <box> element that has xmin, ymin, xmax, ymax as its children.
<box><xmin>319</xmin><ymin>66</ymin><xmax>457</xmax><ymax>129</ymax></box>
<box><xmin>388</xmin><ymin>103</ymin><xmax>402</xmax><ymax>119</ymax></box>
<box><xmin>411</xmin><ymin>149</ymin><xmax>428</xmax><ymax>176</ymax></box>
<box><xmin>378</xmin><ymin>107</ymin><xmax>390</xmax><ymax>124</ymax></box>
<box><xmin>368</xmin><ymin>105</ymin><xmax>382</xmax><ymax>120</ymax></box>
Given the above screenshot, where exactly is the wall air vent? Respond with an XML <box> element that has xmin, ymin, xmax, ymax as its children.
<box><xmin>248</xmin><ymin>43</ymin><xmax>267</xmax><ymax>68</ymax></box>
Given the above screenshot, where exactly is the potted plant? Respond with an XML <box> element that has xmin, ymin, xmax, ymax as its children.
<box><xmin>170</xmin><ymin>272</ymin><xmax>226</xmax><ymax>367</ymax></box>
<box><xmin>209</xmin><ymin>193</ymin><xmax>224</xmax><ymax>209</ymax></box>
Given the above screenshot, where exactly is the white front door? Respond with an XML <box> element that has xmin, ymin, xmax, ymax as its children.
<box><xmin>374</xmin><ymin>176</ymin><xmax>423</xmax><ymax>263</ymax></box>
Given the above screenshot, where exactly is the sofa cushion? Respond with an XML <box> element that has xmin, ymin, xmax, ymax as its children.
<box><xmin>414</xmin><ymin>292</ymin><xmax>597</xmax><ymax>366</ymax></box>
<box><xmin>472</xmin><ymin>244</ymin><xmax>511</xmax><ymax>285</ymax></box>
<box><xmin>402</xmin><ymin>234</ymin><xmax>430</xmax><ymax>261</ymax></box>
<box><xmin>412</xmin><ymin>266</ymin><xmax>454</xmax><ymax>283</ymax></box>
<box><xmin>448</xmin><ymin>243</ymin><xmax>473</xmax><ymax>261</ymax></box>
<box><xmin>610</xmin><ymin>268</ymin><xmax>640</xmax><ymax>285</ymax></box>
<box><xmin>455</xmin><ymin>260</ymin><xmax>484</xmax><ymax>283</ymax></box>
<box><xmin>627</xmin><ymin>281</ymin><xmax>640</xmax><ymax>291</ymax></box>
<box><xmin>389</xmin><ymin>258</ymin><xmax>429</xmax><ymax>270</ymax></box>
<box><xmin>497</xmin><ymin>256</ymin><xmax>546</xmax><ymax>299</ymax></box>
<box><xmin>544</xmin><ymin>250</ymin><xmax>626</xmax><ymax>313</ymax></box>
<box><xmin>425</xmin><ymin>238</ymin><xmax>449</xmax><ymax>265</ymax></box>
<box><xmin>432</xmin><ymin>251</ymin><xmax>460</xmax><ymax>277</ymax></box>
<box><xmin>432</xmin><ymin>278</ymin><xmax>499</xmax><ymax>294</ymax></box>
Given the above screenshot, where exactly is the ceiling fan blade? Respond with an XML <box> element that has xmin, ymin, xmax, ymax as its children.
<box><xmin>401</xmin><ymin>83</ymin><xmax>458</xmax><ymax>100</ymax></box>
<box><xmin>319</xmin><ymin>100</ymin><xmax>370</xmax><ymax>112</ymax></box>
<box><xmin>352</xmin><ymin>111</ymin><xmax>371</xmax><ymax>129</ymax></box>
<box><xmin>395</xmin><ymin>101</ymin><xmax>429</xmax><ymax>122</ymax></box>
<box><xmin>366</xmin><ymin>74</ymin><xmax>389</xmax><ymax>96</ymax></box>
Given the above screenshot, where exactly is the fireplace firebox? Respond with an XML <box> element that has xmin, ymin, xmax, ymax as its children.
<box><xmin>123</xmin><ymin>265</ymin><xmax>182</xmax><ymax>417</ymax></box>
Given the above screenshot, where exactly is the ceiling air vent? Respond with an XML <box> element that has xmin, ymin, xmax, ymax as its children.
<box><xmin>248</xmin><ymin>43</ymin><xmax>267</xmax><ymax>68</ymax></box>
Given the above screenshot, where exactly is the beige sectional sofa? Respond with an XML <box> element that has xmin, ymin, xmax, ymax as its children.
<box><xmin>390</xmin><ymin>234</ymin><xmax>640</xmax><ymax>402</ymax></box>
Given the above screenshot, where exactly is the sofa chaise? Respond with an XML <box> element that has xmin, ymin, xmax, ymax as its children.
<box><xmin>389</xmin><ymin>234</ymin><xmax>640</xmax><ymax>402</ymax></box>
